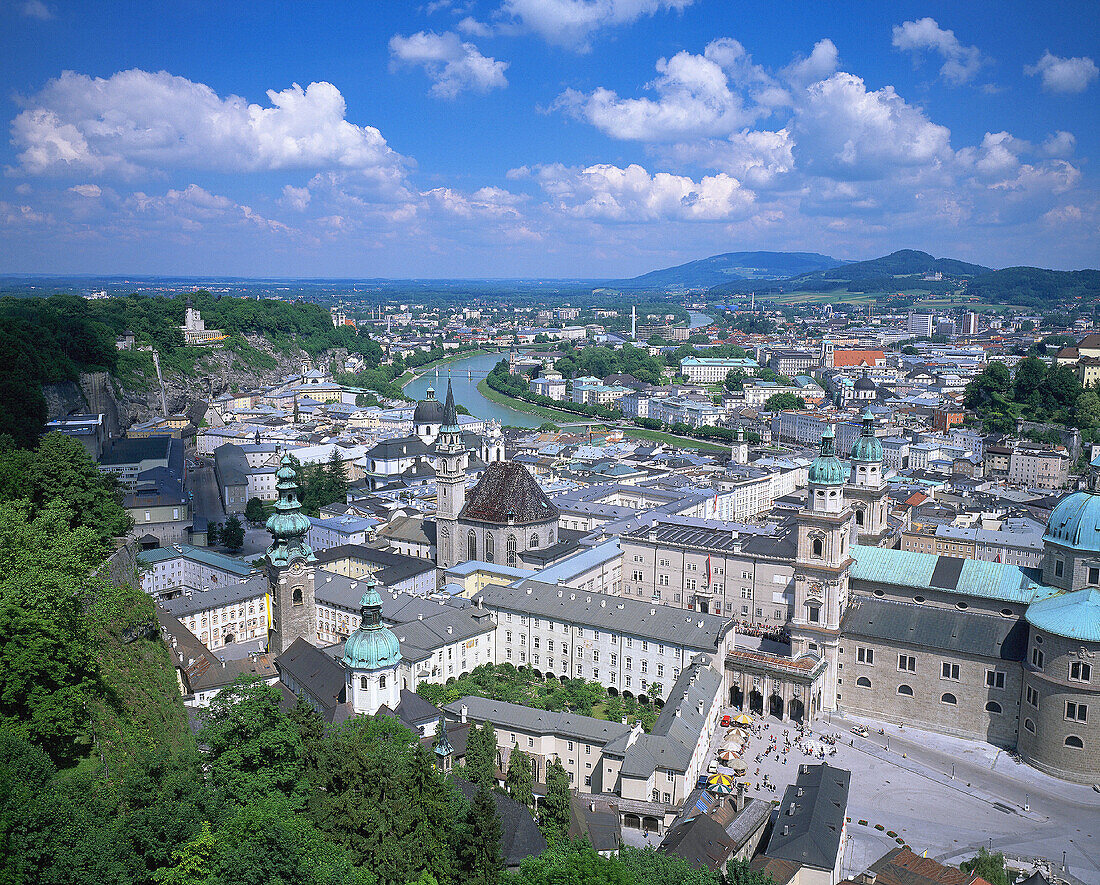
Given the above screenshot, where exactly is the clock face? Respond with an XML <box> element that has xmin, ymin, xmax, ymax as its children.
<box><xmin>291</xmin><ymin>561</ymin><xmax>303</xmax><ymax>575</ymax></box>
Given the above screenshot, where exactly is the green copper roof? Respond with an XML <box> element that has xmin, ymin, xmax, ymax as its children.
<box><xmin>849</xmin><ymin>409</ymin><xmax>883</xmax><ymax>464</ymax></box>
<box><xmin>265</xmin><ymin>453</ymin><xmax>315</xmax><ymax>567</ymax></box>
<box><xmin>808</xmin><ymin>427</ymin><xmax>847</xmax><ymax>486</ymax></box>
<box><xmin>1043</xmin><ymin>491</ymin><xmax>1100</xmax><ymax>554</ymax></box>
<box><xmin>342</xmin><ymin>581</ymin><xmax>402</xmax><ymax>670</ymax></box>
<box><xmin>849</xmin><ymin>544</ymin><xmax>1044</xmax><ymax>604</ymax></box>
<box><xmin>1026</xmin><ymin>587</ymin><xmax>1100</xmax><ymax>642</ymax></box>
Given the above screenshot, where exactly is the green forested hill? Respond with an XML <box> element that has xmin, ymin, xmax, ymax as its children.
<box><xmin>788</xmin><ymin>249</ymin><xmax>990</xmax><ymax>284</ymax></box>
<box><xmin>963</xmin><ymin>266</ymin><xmax>1100</xmax><ymax>308</ymax></box>
<box><xmin>617</xmin><ymin>250</ymin><xmax>843</xmax><ymax>289</ymax></box>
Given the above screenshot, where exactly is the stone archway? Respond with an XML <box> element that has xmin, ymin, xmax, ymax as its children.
<box><xmin>608</xmin><ymin>686</ymin><xmax>619</xmax><ymax>697</ymax></box>
<box><xmin>789</xmin><ymin>697</ymin><xmax>805</xmax><ymax>723</ymax></box>
<box><xmin>730</xmin><ymin>685</ymin><xmax>744</xmax><ymax>708</ymax></box>
<box><xmin>642</xmin><ymin>816</ymin><xmax>660</xmax><ymax>833</ymax></box>
<box><xmin>748</xmin><ymin>690</ymin><xmax>763</xmax><ymax>715</ymax></box>
<box><xmin>769</xmin><ymin>693</ymin><xmax>784</xmax><ymax>720</ymax></box>
<box><xmin>623</xmin><ymin>813</ymin><xmax>641</xmax><ymax>830</ymax></box>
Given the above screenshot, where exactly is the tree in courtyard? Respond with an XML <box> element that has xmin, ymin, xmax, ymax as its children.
<box><xmin>463</xmin><ymin>722</ymin><xmax>498</xmax><ymax>787</ymax></box>
<box><xmin>960</xmin><ymin>848</ymin><xmax>1009</xmax><ymax>885</ymax></box>
<box><xmin>207</xmin><ymin>521</ymin><xmax>221</xmax><ymax>547</ymax></box>
<box><xmin>457</xmin><ymin>782</ymin><xmax>504</xmax><ymax>885</ymax></box>
<box><xmin>646</xmin><ymin>682</ymin><xmax>663</xmax><ymax>703</ymax></box>
<box><xmin>723</xmin><ymin>857</ymin><xmax>777</xmax><ymax>885</ymax></box>
<box><xmin>505</xmin><ymin>748</ymin><xmax>534</xmax><ymax>808</ymax></box>
<box><xmin>220</xmin><ymin>514</ymin><xmax>244</xmax><ymax>552</ymax></box>
<box><xmin>618</xmin><ymin>846</ymin><xmax>721</xmax><ymax>885</ymax></box>
<box><xmin>763</xmin><ymin>392</ymin><xmax>805</xmax><ymax>412</ymax></box>
<box><xmin>244</xmin><ymin>497</ymin><xmax>265</xmax><ymax>524</ymax></box>
<box><xmin>541</xmin><ymin>758</ymin><xmax>571</xmax><ymax>842</ymax></box>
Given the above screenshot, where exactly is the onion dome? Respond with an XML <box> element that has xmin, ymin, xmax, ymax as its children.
<box><xmin>342</xmin><ymin>579</ymin><xmax>402</xmax><ymax>671</ymax></box>
<box><xmin>414</xmin><ymin>387</ymin><xmax>446</xmax><ymax>425</ymax></box>
<box><xmin>849</xmin><ymin>408</ymin><xmax>883</xmax><ymax>464</ymax></box>
<box><xmin>808</xmin><ymin>426</ymin><xmax>847</xmax><ymax>486</ymax></box>
<box><xmin>265</xmin><ymin>453</ymin><xmax>315</xmax><ymax>567</ymax></box>
<box><xmin>1043</xmin><ymin>490</ymin><xmax>1100</xmax><ymax>554</ymax></box>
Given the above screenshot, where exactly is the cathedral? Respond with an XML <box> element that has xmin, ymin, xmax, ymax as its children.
<box><xmin>433</xmin><ymin>383</ymin><xmax>559</xmax><ymax>570</ymax></box>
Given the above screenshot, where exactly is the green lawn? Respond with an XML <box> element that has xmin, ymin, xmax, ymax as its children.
<box><xmin>622</xmin><ymin>426</ymin><xmax>731</xmax><ymax>453</ymax></box>
<box><xmin>475</xmin><ymin>378</ymin><xmax>599</xmax><ymax>423</ymax></box>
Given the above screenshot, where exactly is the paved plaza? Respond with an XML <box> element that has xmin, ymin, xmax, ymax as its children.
<box><xmin>692</xmin><ymin>708</ymin><xmax>1100</xmax><ymax>884</ymax></box>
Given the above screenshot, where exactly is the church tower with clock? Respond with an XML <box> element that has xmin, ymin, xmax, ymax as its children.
<box><xmin>265</xmin><ymin>453</ymin><xmax>318</xmax><ymax>655</ymax></box>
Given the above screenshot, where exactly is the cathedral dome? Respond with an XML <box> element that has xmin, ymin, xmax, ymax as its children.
<box><xmin>342</xmin><ymin>584</ymin><xmax>402</xmax><ymax>671</ymax></box>
<box><xmin>808</xmin><ymin>427</ymin><xmax>847</xmax><ymax>486</ymax></box>
<box><xmin>1026</xmin><ymin>587</ymin><xmax>1100</xmax><ymax>642</ymax></box>
<box><xmin>414</xmin><ymin>388</ymin><xmax>446</xmax><ymax>425</ymax></box>
<box><xmin>854</xmin><ymin>374</ymin><xmax>877</xmax><ymax>392</ymax></box>
<box><xmin>1043</xmin><ymin>490</ymin><xmax>1100</xmax><ymax>554</ymax></box>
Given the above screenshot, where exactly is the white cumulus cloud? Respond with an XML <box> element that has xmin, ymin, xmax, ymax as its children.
<box><xmin>1025</xmin><ymin>51</ymin><xmax>1098</xmax><ymax>93</ymax></box>
<box><xmin>10</xmin><ymin>69</ymin><xmax>410</xmax><ymax>196</ymax></box>
<box><xmin>390</xmin><ymin>31</ymin><xmax>508</xmax><ymax>98</ymax></box>
<box><xmin>281</xmin><ymin>185</ymin><xmax>311</xmax><ymax>211</ymax></box>
<box><xmin>500</xmin><ymin>0</ymin><xmax>696</xmax><ymax>51</ymax></box>
<box><xmin>21</xmin><ymin>1</ymin><xmax>53</xmax><ymax>20</ymax></box>
<box><xmin>892</xmin><ymin>17</ymin><xmax>985</xmax><ymax>84</ymax></box>
<box><xmin>532</xmin><ymin>162</ymin><xmax>754</xmax><ymax>221</ymax></box>
<box><xmin>69</xmin><ymin>183</ymin><xmax>101</xmax><ymax>197</ymax></box>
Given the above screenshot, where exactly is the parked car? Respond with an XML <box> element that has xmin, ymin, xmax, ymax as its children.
<box><xmin>696</xmin><ymin>775</ymin><xmax>710</xmax><ymax>790</ymax></box>
<box><xmin>850</xmin><ymin>725</ymin><xmax>870</xmax><ymax>738</ymax></box>
<box><xmin>720</xmin><ymin>714</ymin><xmax>732</xmax><ymax>727</ymax></box>
<box><xmin>707</xmin><ymin>760</ymin><xmax>718</xmax><ymax>774</ymax></box>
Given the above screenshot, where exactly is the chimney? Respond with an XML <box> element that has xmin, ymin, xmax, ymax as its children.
<box><xmin>447</xmin><ymin>626</ymin><xmax>453</xmax><ymax>634</ymax></box>
<box><xmin>460</xmin><ymin>704</ymin><xmax>468</xmax><ymax>723</ymax></box>
<box><xmin>697</xmin><ymin>700</ymin><xmax>704</xmax><ymax>715</ymax></box>
<box><xmin>418</xmin><ymin>613</ymin><xmax>424</xmax><ymax>620</ymax></box>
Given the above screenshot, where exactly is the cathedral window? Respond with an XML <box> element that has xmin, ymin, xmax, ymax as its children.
<box><xmin>360</xmin><ymin>676</ymin><xmax>368</xmax><ymax>689</ymax></box>
<box><xmin>293</xmin><ymin>588</ymin><xmax>303</xmax><ymax>606</ymax></box>
<box><xmin>855</xmin><ymin>509</ymin><xmax>865</xmax><ymax>526</ymax></box>
<box><xmin>380</xmin><ymin>675</ymin><xmax>386</xmax><ymax>689</ymax></box>
<box><xmin>486</xmin><ymin>534</ymin><xmax>495</xmax><ymax>562</ymax></box>
<box><xmin>811</xmin><ymin>538</ymin><xmax>824</xmax><ymax>559</ymax></box>
<box><xmin>468</xmin><ymin>531</ymin><xmax>477</xmax><ymax>561</ymax></box>
<box><xmin>530</xmin><ymin>533</ymin><xmax>539</xmax><ymax>548</ymax></box>
<box><xmin>507</xmin><ymin>535</ymin><xmax>517</xmax><ymax>567</ymax></box>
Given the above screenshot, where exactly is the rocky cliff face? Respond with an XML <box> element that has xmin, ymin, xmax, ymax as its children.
<box><xmin>45</xmin><ymin>335</ymin><xmax>349</xmax><ymax>432</ymax></box>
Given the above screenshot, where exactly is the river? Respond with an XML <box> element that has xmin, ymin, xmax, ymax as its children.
<box><xmin>402</xmin><ymin>310</ymin><xmax>714</xmax><ymax>428</ymax></box>
<box><xmin>403</xmin><ymin>350</ymin><xmax>543</xmax><ymax>428</ymax></box>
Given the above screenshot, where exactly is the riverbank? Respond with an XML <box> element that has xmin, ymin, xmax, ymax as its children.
<box><xmin>476</xmin><ymin>378</ymin><xmax>598</xmax><ymax>424</ymax></box>
<box><xmin>479</xmin><ymin>378</ymin><xmax>734</xmax><ymax>452</ymax></box>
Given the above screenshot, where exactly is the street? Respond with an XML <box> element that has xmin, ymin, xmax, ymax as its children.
<box><xmin>187</xmin><ymin>464</ymin><xmax>269</xmax><ymax>557</ymax></box>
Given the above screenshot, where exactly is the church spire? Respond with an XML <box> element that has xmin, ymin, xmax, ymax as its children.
<box><xmin>265</xmin><ymin>454</ymin><xmax>315</xmax><ymax>567</ymax></box>
<box><xmin>441</xmin><ymin>379</ymin><xmax>459</xmax><ymax>431</ymax></box>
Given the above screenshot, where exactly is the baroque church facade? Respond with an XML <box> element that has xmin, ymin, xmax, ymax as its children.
<box><xmin>726</xmin><ymin>410</ymin><xmax>1100</xmax><ymax>785</ymax></box>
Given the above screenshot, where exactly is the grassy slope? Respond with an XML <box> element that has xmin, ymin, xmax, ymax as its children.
<box><xmin>475</xmin><ymin>377</ymin><xmax>598</xmax><ymax>423</ymax></box>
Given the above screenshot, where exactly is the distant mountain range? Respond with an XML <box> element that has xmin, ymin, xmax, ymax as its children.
<box><xmin>617</xmin><ymin>248</ymin><xmax>1099</xmax><ymax>306</ymax></box>
<box><xmin>613</xmin><ymin>251</ymin><xmax>845</xmax><ymax>290</ymax></box>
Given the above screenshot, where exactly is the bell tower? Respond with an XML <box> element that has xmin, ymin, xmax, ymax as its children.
<box><xmin>435</xmin><ymin>380</ymin><xmax>466</xmax><ymax>570</ymax></box>
<box><xmin>846</xmin><ymin>409</ymin><xmax>889</xmax><ymax>546</ymax></box>
<box><xmin>265</xmin><ymin>454</ymin><xmax>317</xmax><ymax>655</ymax></box>
<box><xmin>790</xmin><ymin>426</ymin><xmax>854</xmax><ymax>714</ymax></box>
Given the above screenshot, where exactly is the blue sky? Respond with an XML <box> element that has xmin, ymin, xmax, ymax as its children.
<box><xmin>1</xmin><ymin>0</ymin><xmax>1097</xmax><ymax>278</ymax></box>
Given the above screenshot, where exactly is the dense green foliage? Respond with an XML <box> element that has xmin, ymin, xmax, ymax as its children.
<box><xmin>963</xmin><ymin>267</ymin><xmax>1100</xmax><ymax>308</ymax></box>
<box><xmin>541</xmin><ymin>759</ymin><xmax>572</xmax><ymax>842</ymax></box>
<box><xmin>553</xmin><ymin>344</ymin><xmax>666</xmax><ymax>384</ymax></box>
<box><xmin>417</xmin><ymin>663</ymin><xmax>659</xmax><ymax>731</ymax></box>
<box><xmin>964</xmin><ymin>357</ymin><xmax>1099</xmax><ymax>433</ymax></box>
<box><xmin>289</xmin><ymin>451</ymin><xmax>350</xmax><ymax>517</ymax></box>
<box><xmin>487</xmin><ymin>361</ymin><xmax>624</xmax><ymax>421</ymax></box>
<box><xmin>764</xmin><ymin>392</ymin><xmax>806</xmax><ymax>411</ymax></box>
<box><xmin>960</xmin><ymin>848</ymin><xmax>1010</xmax><ymax>885</ymax></box>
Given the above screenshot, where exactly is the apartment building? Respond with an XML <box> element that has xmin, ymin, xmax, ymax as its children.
<box><xmin>680</xmin><ymin>357</ymin><xmax>759</xmax><ymax>384</ymax></box>
<box><xmin>473</xmin><ymin>580</ymin><xmax>733</xmax><ymax>701</ymax></box>
<box><xmin>159</xmin><ymin>574</ymin><xmax>270</xmax><ymax>650</ymax></box>
<box><xmin>619</xmin><ymin>520</ymin><xmax>795</xmax><ymax>625</ymax></box>
<box><xmin>1008</xmin><ymin>446</ymin><xmax>1071</xmax><ymax>489</ymax></box>
<box><xmin>139</xmin><ymin>543</ymin><xmax>259</xmax><ymax>596</ymax></box>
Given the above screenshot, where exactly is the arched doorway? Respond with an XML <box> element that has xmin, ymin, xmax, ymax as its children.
<box><xmin>642</xmin><ymin>816</ymin><xmax>660</xmax><ymax>833</ymax></box>
<box><xmin>769</xmin><ymin>693</ymin><xmax>784</xmax><ymax>720</ymax></box>
<box><xmin>623</xmin><ymin>690</ymin><xmax>634</xmax><ymax>700</ymax></box>
<box><xmin>623</xmin><ymin>814</ymin><xmax>641</xmax><ymax>830</ymax></box>
<box><xmin>608</xmin><ymin>686</ymin><xmax>619</xmax><ymax>697</ymax></box>
<box><xmin>223</xmin><ymin>633</ymin><xmax>235</xmax><ymax>644</ymax></box>
<box><xmin>730</xmin><ymin>685</ymin><xmax>744</xmax><ymax>708</ymax></box>
<box><xmin>748</xmin><ymin>690</ymin><xmax>763</xmax><ymax>715</ymax></box>
<box><xmin>789</xmin><ymin>698</ymin><xmax>805</xmax><ymax>723</ymax></box>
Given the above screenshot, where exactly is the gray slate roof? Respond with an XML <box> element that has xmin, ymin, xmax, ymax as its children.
<box><xmin>443</xmin><ymin>696</ymin><xmax>630</xmax><ymax>745</ymax></box>
<box><xmin>160</xmin><ymin>573</ymin><xmax>269</xmax><ymax>617</ymax></box>
<box><xmin>476</xmin><ymin>581</ymin><xmax>731</xmax><ymax>651</ymax></box>
<box><xmin>766</xmin><ymin>762</ymin><xmax>851</xmax><ymax>871</ymax></box>
<box><xmin>841</xmin><ymin>596</ymin><xmax>1028</xmax><ymax>661</ymax></box>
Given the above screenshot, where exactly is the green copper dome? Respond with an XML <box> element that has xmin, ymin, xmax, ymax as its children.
<box><xmin>849</xmin><ymin>409</ymin><xmax>883</xmax><ymax>464</ymax></box>
<box><xmin>342</xmin><ymin>580</ymin><xmax>402</xmax><ymax>671</ymax></box>
<box><xmin>265</xmin><ymin>453</ymin><xmax>315</xmax><ymax>567</ymax></box>
<box><xmin>1026</xmin><ymin>587</ymin><xmax>1100</xmax><ymax>642</ymax></box>
<box><xmin>808</xmin><ymin>426</ymin><xmax>847</xmax><ymax>486</ymax></box>
<box><xmin>1043</xmin><ymin>490</ymin><xmax>1100</xmax><ymax>554</ymax></box>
